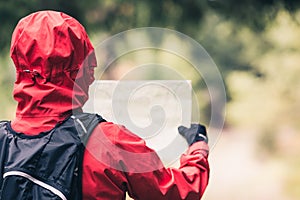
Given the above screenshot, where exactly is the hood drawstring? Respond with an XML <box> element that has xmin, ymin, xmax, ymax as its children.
<box><xmin>23</xmin><ymin>69</ymin><xmax>42</xmax><ymax>82</ymax></box>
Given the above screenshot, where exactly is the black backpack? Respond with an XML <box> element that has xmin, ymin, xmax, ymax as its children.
<box><xmin>0</xmin><ymin>113</ymin><xmax>105</xmax><ymax>200</ymax></box>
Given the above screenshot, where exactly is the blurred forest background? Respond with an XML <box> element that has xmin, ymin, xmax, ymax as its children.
<box><xmin>1</xmin><ymin>0</ymin><xmax>300</xmax><ymax>199</ymax></box>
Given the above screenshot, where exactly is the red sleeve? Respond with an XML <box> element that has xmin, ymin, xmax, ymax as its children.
<box><xmin>82</xmin><ymin>122</ymin><xmax>209</xmax><ymax>200</ymax></box>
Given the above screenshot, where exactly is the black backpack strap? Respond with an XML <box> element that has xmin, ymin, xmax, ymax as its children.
<box><xmin>68</xmin><ymin>113</ymin><xmax>105</xmax><ymax>199</ymax></box>
<box><xmin>70</xmin><ymin>113</ymin><xmax>106</xmax><ymax>145</ymax></box>
<box><xmin>0</xmin><ymin>121</ymin><xmax>9</xmax><ymax>192</ymax></box>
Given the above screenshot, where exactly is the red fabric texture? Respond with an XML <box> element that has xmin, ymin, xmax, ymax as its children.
<box><xmin>10</xmin><ymin>10</ymin><xmax>96</xmax><ymax>134</ymax></box>
<box><xmin>83</xmin><ymin>122</ymin><xmax>210</xmax><ymax>200</ymax></box>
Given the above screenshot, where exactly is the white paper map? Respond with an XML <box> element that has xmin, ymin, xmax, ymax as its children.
<box><xmin>83</xmin><ymin>80</ymin><xmax>191</xmax><ymax>166</ymax></box>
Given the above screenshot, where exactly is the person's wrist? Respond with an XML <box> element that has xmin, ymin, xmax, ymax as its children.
<box><xmin>194</xmin><ymin>133</ymin><xmax>208</xmax><ymax>143</ymax></box>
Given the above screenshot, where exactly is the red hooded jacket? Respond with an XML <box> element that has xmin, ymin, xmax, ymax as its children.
<box><xmin>9</xmin><ymin>10</ymin><xmax>209</xmax><ymax>199</ymax></box>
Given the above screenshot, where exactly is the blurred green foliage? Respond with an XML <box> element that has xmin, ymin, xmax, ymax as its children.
<box><xmin>1</xmin><ymin>0</ymin><xmax>300</xmax><ymax>53</ymax></box>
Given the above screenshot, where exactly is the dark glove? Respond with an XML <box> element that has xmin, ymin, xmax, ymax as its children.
<box><xmin>178</xmin><ymin>124</ymin><xmax>208</xmax><ymax>145</ymax></box>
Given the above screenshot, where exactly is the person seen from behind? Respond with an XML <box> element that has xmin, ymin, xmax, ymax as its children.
<box><xmin>0</xmin><ymin>10</ymin><xmax>210</xmax><ymax>200</ymax></box>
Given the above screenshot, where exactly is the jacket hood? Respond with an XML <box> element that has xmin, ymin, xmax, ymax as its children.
<box><xmin>10</xmin><ymin>10</ymin><xmax>97</xmax><ymax>134</ymax></box>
